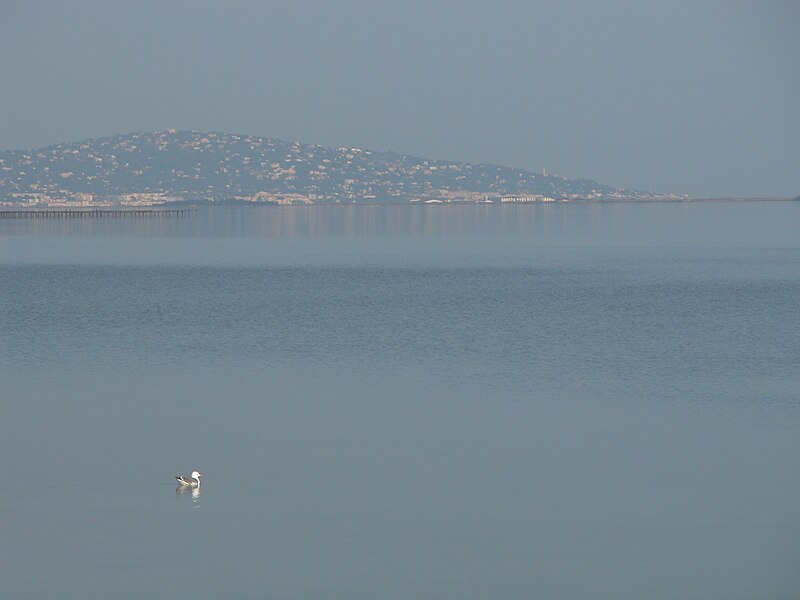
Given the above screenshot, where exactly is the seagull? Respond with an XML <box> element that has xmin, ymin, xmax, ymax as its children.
<box><xmin>175</xmin><ymin>471</ymin><xmax>203</xmax><ymax>488</ymax></box>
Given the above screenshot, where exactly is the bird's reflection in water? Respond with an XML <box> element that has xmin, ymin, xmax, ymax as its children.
<box><xmin>175</xmin><ymin>485</ymin><xmax>201</xmax><ymax>506</ymax></box>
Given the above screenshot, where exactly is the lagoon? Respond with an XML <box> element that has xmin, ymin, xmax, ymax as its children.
<box><xmin>1</xmin><ymin>202</ymin><xmax>799</xmax><ymax>599</ymax></box>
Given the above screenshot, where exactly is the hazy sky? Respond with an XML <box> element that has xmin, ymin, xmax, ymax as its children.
<box><xmin>1</xmin><ymin>0</ymin><xmax>798</xmax><ymax>197</ymax></box>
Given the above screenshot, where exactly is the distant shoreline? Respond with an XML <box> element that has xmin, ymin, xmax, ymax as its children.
<box><xmin>0</xmin><ymin>196</ymin><xmax>797</xmax><ymax>213</ymax></box>
<box><xmin>151</xmin><ymin>195</ymin><xmax>800</xmax><ymax>207</ymax></box>
<box><xmin>160</xmin><ymin>196</ymin><xmax>799</xmax><ymax>206</ymax></box>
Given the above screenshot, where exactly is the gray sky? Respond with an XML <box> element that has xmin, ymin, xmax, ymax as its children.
<box><xmin>1</xmin><ymin>0</ymin><xmax>798</xmax><ymax>197</ymax></box>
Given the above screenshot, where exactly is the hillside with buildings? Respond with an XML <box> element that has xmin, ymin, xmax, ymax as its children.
<box><xmin>0</xmin><ymin>130</ymin><xmax>683</xmax><ymax>207</ymax></box>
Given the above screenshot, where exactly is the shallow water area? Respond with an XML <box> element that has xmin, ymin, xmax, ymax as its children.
<box><xmin>1</xmin><ymin>203</ymin><xmax>799</xmax><ymax>599</ymax></box>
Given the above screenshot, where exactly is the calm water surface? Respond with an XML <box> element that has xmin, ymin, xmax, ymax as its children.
<box><xmin>1</xmin><ymin>203</ymin><xmax>799</xmax><ymax>599</ymax></box>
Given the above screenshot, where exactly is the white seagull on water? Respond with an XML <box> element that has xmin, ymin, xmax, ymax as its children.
<box><xmin>175</xmin><ymin>471</ymin><xmax>203</xmax><ymax>488</ymax></box>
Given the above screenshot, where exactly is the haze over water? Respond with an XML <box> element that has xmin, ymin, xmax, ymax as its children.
<box><xmin>1</xmin><ymin>203</ymin><xmax>799</xmax><ymax>599</ymax></box>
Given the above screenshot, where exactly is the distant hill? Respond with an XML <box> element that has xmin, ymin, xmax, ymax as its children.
<box><xmin>0</xmin><ymin>130</ymin><xmax>680</xmax><ymax>206</ymax></box>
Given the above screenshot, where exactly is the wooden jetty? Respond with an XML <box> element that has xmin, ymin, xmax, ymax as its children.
<box><xmin>0</xmin><ymin>208</ymin><xmax>195</xmax><ymax>219</ymax></box>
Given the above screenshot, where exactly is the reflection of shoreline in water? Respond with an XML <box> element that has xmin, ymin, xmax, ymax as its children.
<box><xmin>176</xmin><ymin>485</ymin><xmax>201</xmax><ymax>502</ymax></box>
<box><xmin>192</xmin><ymin>204</ymin><xmax>569</xmax><ymax>238</ymax></box>
<box><xmin>4</xmin><ymin>204</ymin><xmax>579</xmax><ymax>239</ymax></box>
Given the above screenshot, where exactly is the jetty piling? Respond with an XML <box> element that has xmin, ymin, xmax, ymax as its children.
<box><xmin>0</xmin><ymin>209</ymin><xmax>195</xmax><ymax>219</ymax></box>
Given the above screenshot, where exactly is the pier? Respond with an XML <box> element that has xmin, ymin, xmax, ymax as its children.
<box><xmin>0</xmin><ymin>208</ymin><xmax>195</xmax><ymax>219</ymax></box>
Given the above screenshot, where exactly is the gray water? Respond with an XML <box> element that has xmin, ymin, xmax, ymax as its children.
<box><xmin>1</xmin><ymin>203</ymin><xmax>799</xmax><ymax>599</ymax></box>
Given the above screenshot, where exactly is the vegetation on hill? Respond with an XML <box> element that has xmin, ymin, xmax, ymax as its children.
<box><xmin>0</xmin><ymin>130</ymin><xmax>672</xmax><ymax>204</ymax></box>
